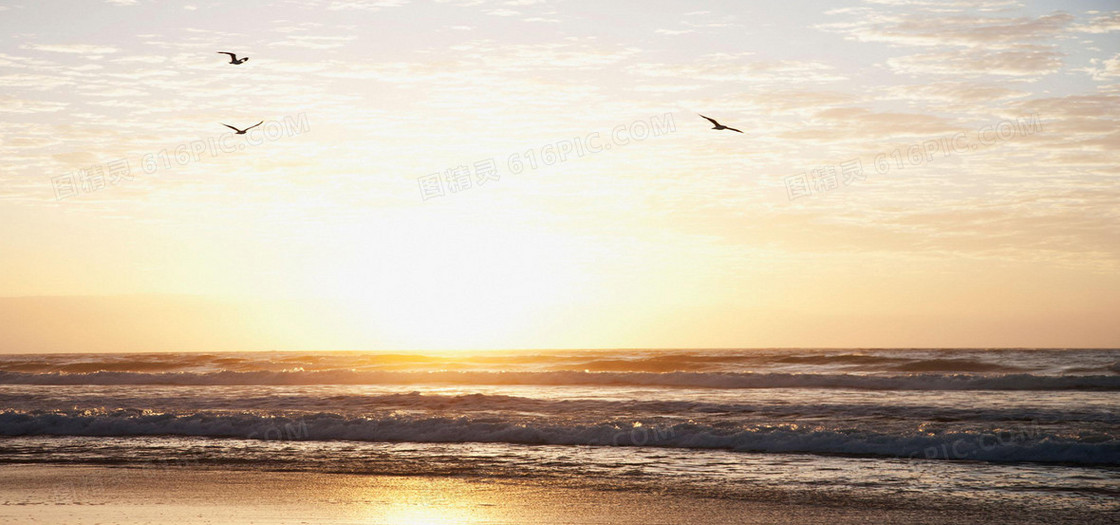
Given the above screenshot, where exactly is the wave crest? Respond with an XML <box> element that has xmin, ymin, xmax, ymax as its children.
<box><xmin>1</xmin><ymin>370</ymin><xmax>1117</xmax><ymax>391</ymax></box>
<box><xmin>2</xmin><ymin>410</ymin><xmax>1115</xmax><ymax>466</ymax></box>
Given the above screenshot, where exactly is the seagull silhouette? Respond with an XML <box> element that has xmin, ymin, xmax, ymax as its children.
<box><xmin>699</xmin><ymin>114</ymin><xmax>743</xmax><ymax>133</ymax></box>
<box><xmin>217</xmin><ymin>52</ymin><xmax>249</xmax><ymax>65</ymax></box>
<box><xmin>222</xmin><ymin>121</ymin><xmax>263</xmax><ymax>134</ymax></box>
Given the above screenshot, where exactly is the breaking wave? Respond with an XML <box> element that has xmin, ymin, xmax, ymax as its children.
<box><xmin>1</xmin><ymin>370</ymin><xmax>1117</xmax><ymax>391</ymax></box>
<box><xmin>2</xmin><ymin>409</ymin><xmax>1115</xmax><ymax>466</ymax></box>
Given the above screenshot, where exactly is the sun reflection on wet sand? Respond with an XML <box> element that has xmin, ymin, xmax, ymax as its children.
<box><xmin>348</xmin><ymin>477</ymin><xmax>502</xmax><ymax>524</ymax></box>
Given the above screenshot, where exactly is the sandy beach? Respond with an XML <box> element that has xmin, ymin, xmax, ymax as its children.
<box><xmin>0</xmin><ymin>464</ymin><xmax>1113</xmax><ymax>524</ymax></box>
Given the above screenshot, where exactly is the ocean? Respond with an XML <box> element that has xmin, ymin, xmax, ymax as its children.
<box><xmin>1</xmin><ymin>348</ymin><xmax>1117</xmax><ymax>517</ymax></box>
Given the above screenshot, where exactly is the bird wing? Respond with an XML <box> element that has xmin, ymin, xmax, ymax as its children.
<box><xmin>244</xmin><ymin>121</ymin><xmax>264</xmax><ymax>131</ymax></box>
<box><xmin>221</xmin><ymin>123</ymin><xmax>241</xmax><ymax>132</ymax></box>
<box><xmin>217</xmin><ymin>52</ymin><xmax>237</xmax><ymax>58</ymax></box>
<box><xmin>726</xmin><ymin>127</ymin><xmax>744</xmax><ymax>133</ymax></box>
<box><xmin>699</xmin><ymin>114</ymin><xmax>721</xmax><ymax>126</ymax></box>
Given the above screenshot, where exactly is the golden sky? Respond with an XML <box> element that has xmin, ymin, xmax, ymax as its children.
<box><xmin>1</xmin><ymin>0</ymin><xmax>1118</xmax><ymax>351</ymax></box>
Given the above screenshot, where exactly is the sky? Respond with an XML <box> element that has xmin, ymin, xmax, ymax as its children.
<box><xmin>0</xmin><ymin>0</ymin><xmax>1118</xmax><ymax>352</ymax></box>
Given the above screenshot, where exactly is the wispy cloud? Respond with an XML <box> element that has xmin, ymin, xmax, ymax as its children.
<box><xmin>21</xmin><ymin>44</ymin><xmax>119</xmax><ymax>55</ymax></box>
<box><xmin>887</xmin><ymin>48</ymin><xmax>1064</xmax><ymax>78</ymax></box>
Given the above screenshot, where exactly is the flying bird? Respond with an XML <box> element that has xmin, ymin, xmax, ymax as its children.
<box><xmin>222</xmin><ymin>121</ymin><xmax>264</xmax><ymax>134</ymax></box>
<box><xmin>699</xmin><ymin>114</ymin><xmax>743</xmax><ymax>133</ymax></box>
<box><xmin>217</xmin><ymin>52</ymin><xmax>249</xmax><ymax>65</ymax></box>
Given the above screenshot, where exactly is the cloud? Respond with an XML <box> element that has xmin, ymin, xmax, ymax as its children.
<box><xmin>818</xmin><ymin>7</ymin><xmax>1073</xmax><ymax>82</ymax></box>
<box><xmin>21</xmin><ymin>44</ymin><xmax>119</xmax><ymax>55</ymax></box>
<box><xmin>1014</xmin><ymin>93</ymin><xmax>1120</xmax><ymax>123</ymax></box>
<box><xmin>990</xmin><ymin>94</ymin><xmax>1120</xmax><ymax>176</ymax></box>
<box><xmin>1082</xmin><ymin>53</ymin><xmax>1120</xmax><ymax>80</ymax></box>
<box><xmin>884</xmin><ymin>81</ymin><xmax>1029</xmax><ymax>104</ymax></box>
<box><xmin>863</xmin><ymin>0</ymin><xmax>1023</xmax><ymax>10</ymax></box>
<box><xmin>273</xmin><ymin>35</ymin><xmax>357</xmax><ymax>50</ymax></box>
<box><xmin>0</xmin><ymin>73</ymin><xmax>76</xmax><ymax>90</ymax></box>
<box><xmin>111</xmin><ymin>54</ymin><xmax>169</xmax><ymax>64</ymax></box>
<box><xmin>272</xmin><ymin>22</ymin><xmax>325</xmax><ymax>33</ymax></box>
<box><xmin>326</xmin><ymin>0</ymin><xmax>409</xmax><ymax>10</ymax></box>
<box><xmin>735</xmin><ymin>90</ymin><xmax>857</xmax><ymax>115</ymax></box>
<box><xmin>887</xmin><ymin>48</ymin><xmax>1063</xmax><ymax>78</ymax></box>
<box><xmin>627</xmin><ymin>54</ymin><xmax>845</xmax><ymax>85</ymax></box>
<box><xmin>1071</xmin><ymin>12</ymin><xmax>1120</xmax><ymax>33</ymax></box>
<box><xmin>0</xmin><ymin>97</ymin><xmax>68</xmax><ymax>114</ymax></box>
<box><xmin>819</xmin><ymin>5</ymin><xmax>1070</xmax><ymax>85</ymax></box>
<box><xmin>51</xmin><ymin>151</ymin><xmax>102</xmax><ymax>167</ymax></box>
<box><xmin>820</xmin><ymin>11</ymin><xmax>1073</xmax><ymax>49</ymax></box>
<box><xmin>448</xmin><ymin>39</ymin><xmax>642</xmax><ymax>71</ymax></box>
<box><xmin>777</xmin><ymin>107</ymin><xmax>958</xmax><ymax>142</ymax></box>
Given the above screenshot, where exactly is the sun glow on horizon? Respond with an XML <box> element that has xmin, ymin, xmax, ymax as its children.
<box><xmin>307</xmin><ymin>214</ymin><xmax>596</xmax><ymax>350</ymax></box>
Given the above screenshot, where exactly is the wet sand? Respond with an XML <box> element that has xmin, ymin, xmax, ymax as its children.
<box><xmin>0</xmin><ymin>465</ymin><xmax>1110</xmax><ymax>524</ymax></box>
